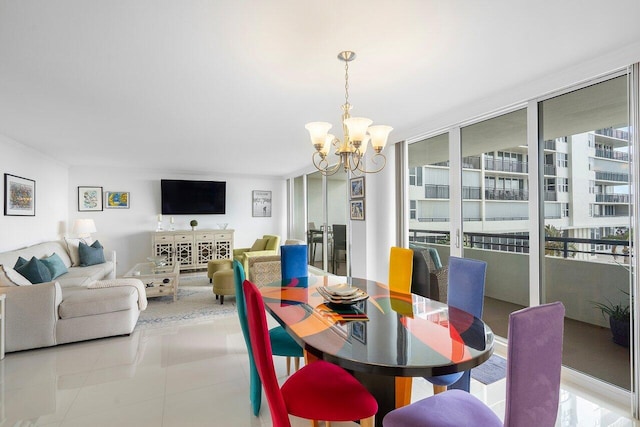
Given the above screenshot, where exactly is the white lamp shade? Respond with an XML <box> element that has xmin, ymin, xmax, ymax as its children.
<box><xmin>359</xmin><ymin>135</ymin><xmax>370</xmax><ymax>155</ymax></box>
<box><xmin>322</xmin><ymin>134</ymin><xmax>334</xmax><ymax>155</ymax></box>
<box><xmin>73</xmin><ymin>219</ymin><xmax>96</xmax><ymax>237</ymax></box>
<box><xmin>343</xmin><ymin>117</ymin><xmax>372</xmax><ymax>142</ymax></box>
<box><xmin>305</xmin><ymin>122</ymin><xmax>332</xmax><ymax>147</ymax></box>
<box><xmin>368</xmin><ymin>125</ymin><xmax>393</xmax><ymax>150</ymax></box>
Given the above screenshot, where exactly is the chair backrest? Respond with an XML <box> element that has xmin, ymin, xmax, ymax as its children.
<box><xmin>281</xmin><ymin>244</ymin><xmax>308</xmax><ymax>281</ymax></box>
<box><xmin>263</xmin><ymin>235</ymin><xmax>281</xmax><ymax>252</ymax></box>
<box><xmin>232</xmin><ymin>260</ymin><xmax>262</xmax><ymax>415</ymax></box>
<box><xmin>388</xmin><ymin>247</ymin><xmax>413</xmax><ymax>294</ymax></box>
<box><xmin>243</xmin><ymin>279</ymin><xmax>291</xmax><ymax>427</ymax></box>
<box><xmin>411</xmin><ymin>249</ymin><xmax>431</xmax><ymax>298</ymax></box>
<box><xmin>447</xmin><ymin>256</ymin><xmax>487</xmax><ymax>318</ymax></box>
<box><xmin>332</xmin><ymin>224</ymin><xmax>347</xmax><ymax>249</ymax></box>
<box><xmin>504</xmin><ymin>302</ymin><xmax>565</xmax><ymax>427</ymax></box>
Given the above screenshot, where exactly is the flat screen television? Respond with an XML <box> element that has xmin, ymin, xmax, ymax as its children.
<box><xmin>161</xmin><ymin>179</ymin><xmax>226</xmax><ymax>215</ymax></box>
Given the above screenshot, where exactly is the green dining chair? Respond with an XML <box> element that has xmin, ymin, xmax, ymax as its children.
<box><xmin>232</xmin><ymin>260</ymin><xmax>303</xmax><ymax>416</ymax></box>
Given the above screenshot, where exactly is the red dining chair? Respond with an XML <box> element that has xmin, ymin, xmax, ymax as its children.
<box><xmin>243</xmin><ymin>279</ymin><xmax>378</xmax><ymax>427</ymax></box>
<box><xmin>383</xmin><ymin>301</ymin><xmax>565</xmax><ymax>427</ymax></box>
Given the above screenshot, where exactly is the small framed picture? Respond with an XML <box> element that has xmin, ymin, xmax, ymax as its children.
<box><xmin>350</xmin><ymin>320</ymin><xmax>367</xmax><ymax>345</ymax></box>
<box><xmin>350</xmin><ymin>176</ymin><xmax>365</xmax><ymax>199</ymax></box>
<box><xmin>78</xmin><ymin>186</ymin><xmax>103</xmax><ymax>211</ymax></box>
<box><xmin>105</xmin><ymin>191</ymin><xmax>130</xmax><ymax>209</ymax></box>
<box><xmin>252</xmin><ymin>190</ymin><xmax>272</xmax><ymax>217</ymax></box>
<box><xmin>4</xmin><ymin>174</ymin><xmax>35</xmax><ymax>216</ymax></box>
<box><xmin>350</xmin><ymin>199</ymin><xmax>365</xmax><ymax>221</ymax></box>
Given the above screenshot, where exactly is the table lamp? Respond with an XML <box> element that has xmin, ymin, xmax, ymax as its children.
<box><xmin>73</xmin><ymin>219</ymin><xmax>96</xmax><ymax>239</ymax></box>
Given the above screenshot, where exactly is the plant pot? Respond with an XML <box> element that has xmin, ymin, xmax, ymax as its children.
<box><xmin>609</xmin><ymin>316</ymin><xmax>630</xmax><ymax>347</ymax></box>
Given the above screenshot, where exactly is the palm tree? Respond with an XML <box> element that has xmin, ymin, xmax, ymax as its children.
<box><xmin>544</xmin><ymin>224</ymin><xmax>577</xmax><ymax>257</ymax></box>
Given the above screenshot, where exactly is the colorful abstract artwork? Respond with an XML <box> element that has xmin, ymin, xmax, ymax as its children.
<box><xmin>4</xmin><ymin>174</ymin><xmax>35</xmax><ymax>216</ymax></box>
<box><xmin>78</xmin><ymin>186</ymin><xmax>103</xmax><ymax>211</ymax></box>
<box><xmin>105</xmin><ymin>191</ymin><xmax>130</xmax><ymax>209</ymax></box>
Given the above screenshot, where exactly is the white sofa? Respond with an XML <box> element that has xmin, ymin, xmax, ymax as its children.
<box><xmin>0</xmin><ymin>240</ymin><xmax>144</xmax><ymax>353</ymax></box>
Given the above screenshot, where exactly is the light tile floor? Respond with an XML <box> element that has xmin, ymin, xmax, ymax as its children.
<box><xmin>2</xmin><ymin>313</ymin><xmax>639</xmax><ymax>426</ymax></box>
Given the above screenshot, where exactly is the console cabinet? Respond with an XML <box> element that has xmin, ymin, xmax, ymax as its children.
<box><xmin>152</xmin><ymin>229</ymin><xmax>234</xmax><ymax>270</ymax></box>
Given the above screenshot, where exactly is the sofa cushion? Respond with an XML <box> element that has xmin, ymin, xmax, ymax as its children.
<box><xmin>250</xmin><ymin>238</ymin><xmax>269</xmax><ymax>251</ymax></box>
<box><xmin>15</xmin><ymin>256</ymin><xmax>52</xmax><ymax>284</ymax></box>
<box><xmin>57</xmin><ymin>262</ymin><xmax>115</xmax><ymax>288</ymax></box>
<box><xmin>0</xmin><ymin>265</ymin><xmax>32</xmax><ymax>286</ymax></box>
<box><xmin>64</xmin><ymin>237</ymin><xmax>93</xmax><ymax>267</ymax></box>
<box><xmin>41</xmin><ymin>253</ymin><xmax>69</xmax><ymax>279</ymax></box>
<box><xmin>59</xmin><ymin>286</ymin><xmax>137</xmax><ymax>319</ymax></box>
<box><xmin>79</xmin><ymin>240</ymin><xmax>105</xmax><ymax>267</ymax></box>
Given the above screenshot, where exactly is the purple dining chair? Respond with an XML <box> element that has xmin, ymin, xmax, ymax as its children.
<box><xmin>383</xmin><ymin>301</ymin><xmax>565</xmax><ymax>427</ymax></box>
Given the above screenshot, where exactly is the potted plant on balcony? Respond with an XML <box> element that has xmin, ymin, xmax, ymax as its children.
<box><xmin>593</xmin><ymin>293</ymin><xmax>630</xmax><ymax>347</ymax></box>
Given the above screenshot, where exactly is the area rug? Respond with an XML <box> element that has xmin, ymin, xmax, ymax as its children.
<box><xmin>135</xmin><ymin>274</ymin><xmax>237</xmax><ymax>330</ymax></box>
<box><xmin>471</xmin><ymin>354</ymin><xmax>507</xmax><ymax>385</ymax></box>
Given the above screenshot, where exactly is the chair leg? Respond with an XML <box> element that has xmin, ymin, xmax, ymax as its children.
<box><xmin>395</xmin><ymin>377</ymin><xmax>412</xmax><ymax>407</ymax></box>
<box><xmin>310</xmin><ymin>420</ymin><xmax>320</xmax><ymax>427</ymax></box>
<box><xmin>360</xmin><ymin>415</ymin><xmax>375</xmax><ymax>427</ymax></box>
<box><xmin>220</xmin><ymin>295</ymin><xmax>224</xmax><ymax>305</ymax></box>
<box><xmin>433</xmin><ymin>384</ymin><xmax>447</xmax><ymax>394</ymax></box>
<box><xmin>286</xmin><ymin>356</ymin><xmax>291</xmax><ymax>376</ymax></box>
<box><xmin>215</xmin><ymin>294</ymin><xmax>218</xmax><ymax>300</ymax></box>
<box><xmin>294</xmin><ymin>357</ymin><xmax>300</xmax><ymax>372</ymax></box>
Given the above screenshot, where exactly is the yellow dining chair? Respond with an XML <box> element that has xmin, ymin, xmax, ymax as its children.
<box><xmin>388</xmin><ymin>246</ymin><xmax>414</xmax><ymax>408</ymax></box>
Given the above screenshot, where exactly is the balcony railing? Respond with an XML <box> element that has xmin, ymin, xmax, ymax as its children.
<box><xmin>462</xmin><ymin>186</ymin><xmax>481</xmax><ymax>199</ymax></box>
<box><xmin>544</xmin><ymin>164</ymin><xmax>556</xmax><ymax>175</ymax></box>
<box><xmin>544</xmin><ymin>191</ymin><xmax>557</xmax><ymax>201</ymax></box>
<box><xmin>463</xmin><ymin>156</ymin><xmax>481</xmax><ymax>169</ymax></box>
<box><xmin>595</xmin><ymin>171</ymin><xmax>629</xmax><ymax>182</ymax></box>
<box><xmin>595</xmin><ymin>194</ymin><xmax>630</xmax><ymax>203</ymax></box>
<box><xmin>485</xmin><ymin>188</ymin><xmax>528</xmax><ymax>200</ymax></box>
<box><xmin>594</xmin><ymin>149</ymin><xmax>630</xmax><ymax>161</ymax></box>
<box><xmin>485</xmin><ymin>158</ymin><xmax>528</xmax><ymax>173</ymax></box>
<box><xmin>408</xmin><ymin>229</ymin><xmax>630</xmax><ymax>259</ymax></box>
<box><xmin>544</xmin><ymin>140</ymin><xmax>556</xmax><ymax>150</ymax></box>
<box><xmin>424</xmin><ymin>184</ymin><xmax>449</xmax><ymax>199</ymax></box>
<box><xmin>596</xmin><ymin>128</ymin><xmax>630</xmax><ymax>140</ymax></box>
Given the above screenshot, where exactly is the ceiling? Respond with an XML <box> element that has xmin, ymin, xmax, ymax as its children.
<box><xmin>1</xmin><ymin>1</ymin><xmax>639</xmax><ymax>178</ymax></box>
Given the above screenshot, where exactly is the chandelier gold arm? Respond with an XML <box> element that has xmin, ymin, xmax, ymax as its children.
<box><xmin>355</xmin><ymin>152</ymin><xmax>387</xmax><ymax>174</ymax></box>
<box><xmin>312</xmin><ymin>152</ymin><xmax>343</xmax><ymax>176</ymax></box>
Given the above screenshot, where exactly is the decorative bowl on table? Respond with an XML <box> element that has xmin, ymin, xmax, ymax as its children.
<box><xmin>317</xmin><ymin>285</ymin><xmax>369</xmax><ymax>305</ymax></box>
<box><xmin>147</xmin><ymin>256</ymin><xmax>167</xmax><ymax>268</ymax></box>
<box><xmin>217</xmin><ymin>223</ymin><xmax>229</xmax><ymax>230</ymax></box>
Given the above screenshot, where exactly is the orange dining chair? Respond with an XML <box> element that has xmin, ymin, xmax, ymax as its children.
<box><xmin>243</xmin><ymin>279</ymin><xmax>378</xmax><ymax>427</ymax></box>
<box><xmin>388</xmin><ymin>246</ymin><xmax>414</xmax><ymax>408</ymax></box>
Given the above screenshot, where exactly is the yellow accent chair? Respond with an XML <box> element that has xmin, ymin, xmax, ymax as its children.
<box><xmin>233</xmin><ymin>235</ymin><xmax>281</xmax><ymax>272</ymax></box>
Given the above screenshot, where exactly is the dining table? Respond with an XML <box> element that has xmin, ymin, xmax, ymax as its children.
<box><xmin>260</xmin><ymin>275</ymin><xmax>495</xmax><ymax>427</ymax></box>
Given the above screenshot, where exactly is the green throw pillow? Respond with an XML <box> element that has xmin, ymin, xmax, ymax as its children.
<box><xmin>250</xmin><ymin>238</ymin><xmax>269</xmax><ymax>251</ymax></box>
<box><xmin>14</xmin><ymin>256</ymin><xmax>28</xmax><ymax>270</ymax></box>
<box><xmin>78</xmin><ymin>240</ymin><xmax>105</xmax><ymax>267</ymax></box>
<box><xmin>15</xmin><ymin>256</ymin><xmax>52</xmax><ymax>284</ymax></box>
<box><xmin>41</xmin><ymin>252</ymin><xmax>69</xmax><ymax>279</ymax></box>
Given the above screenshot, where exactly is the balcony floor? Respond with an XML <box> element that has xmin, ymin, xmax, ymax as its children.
<box><xmin>484</xmin><ymin>296</ymin><xmax>630</xmax><ymax>390</ymax></box>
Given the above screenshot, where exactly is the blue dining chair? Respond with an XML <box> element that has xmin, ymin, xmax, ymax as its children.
<box><xmin>383</xmin><ymin>301</ymin><xmax>565</xmax><ymax>427</ymax></box>
<box><xmin>424</xmin><ymin>256</ymin><xmax>487</xmax><ymax>393</ymax></box>
<box><xmin>280</xmin><ymin>244</ymin><xmax>308</xmax><ymax>281</ymax></box>
<box><xmin>232</xmin><ymin>260</ymin><xmax>303</xmax><ymax>416</ymax></box>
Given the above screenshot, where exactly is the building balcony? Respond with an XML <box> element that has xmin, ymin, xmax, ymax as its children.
<box><xmin>484</xmin><ymin>158</ymin><xmax>528</xmax><ymax>173</ymax></box>
<box><xmin>595</xmin><ymin>128</ymin><xmax>630</xmax><ymax>140</ymax></box>
<box><xmin>485</xmin><ymin>188</ymin><xmax>528</xmax><ymax>200</ymax></box>
<box><xmin>594</xmin><ymin>149</ymin><xmax>629</xmax><ymax>161</ymax></box>
<box><xmin>544</xmin><ymin>164</ymin><xmax>556</xmax><ymax>176</ymax></box>
<box><xmin>424</xmin><ymin>185</ymin><xmax>481</xmax><ymax>200</ymax></box>
<box><xmin>594</xmin><ymin>171</ymin><xmax>629</xmax><ymax>182</ymax></box>
<box><xmin>595</xmin><ymin>194</ymin><xmax>630</xmax><ymax>203</ymax></box>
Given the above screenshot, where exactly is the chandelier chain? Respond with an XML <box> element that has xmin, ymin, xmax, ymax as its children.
<box><xmin>344</xmin><ymin>59</ymin><xmax>349</xmax><ymax>105</ymax></box>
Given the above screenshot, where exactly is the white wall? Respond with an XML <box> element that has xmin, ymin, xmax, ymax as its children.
<box><xmin>69</xmin><ymin>166</ymin><xmax>286</xmax><ymax>275</ymax></box>
<box><xmin>0</xmin><ymin>135</ymin><xmax>68</xmax><ymax>252</ymax></box>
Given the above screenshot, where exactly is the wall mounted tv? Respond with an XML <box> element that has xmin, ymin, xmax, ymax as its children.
<box><xmin>161</xmin><ymin>179</ymin><xmax>226</xmax><ymax>215</ymax></box>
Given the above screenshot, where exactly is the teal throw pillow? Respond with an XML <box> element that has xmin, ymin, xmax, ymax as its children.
<box><xmin>41</xmin><ymin>253</ymin><xmax>69</xmax><ymax>279</ymax></box>
<box><xmin>78</xmin><ymin>240</ymin><xmax>105</xmax><ymax>267</ymax></box>
<box><xmin>14</xmin><ymin>256</ymin><xmax>28</xmax><ymax>270</ymax></box>
<box><xmin>15</xmin><ymin>256</ymin><xmax>52</xmax><ymax>284</ymax></box>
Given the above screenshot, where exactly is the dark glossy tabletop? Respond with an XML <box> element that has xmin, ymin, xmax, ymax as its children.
<box><xmin>260</xmin><ymin>275</ymin><xmax>494</xmax><ymax>377</ymax></box>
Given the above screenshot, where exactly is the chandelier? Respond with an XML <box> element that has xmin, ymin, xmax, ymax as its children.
<box><xmin>305</xmin><ymin>51</ymin><xmax>393</xmax><ymax>176</ymax></box>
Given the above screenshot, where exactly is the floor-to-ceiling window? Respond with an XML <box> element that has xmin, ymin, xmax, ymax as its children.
<box><xmin>540</xmin><ymin>75</ymin><xmax>632</xmax><ymax>389</ymax></box>
<box><xmin>459</xmin><ymin>109</ymin><xmax>530</xmax><ymax>339</ymax></box>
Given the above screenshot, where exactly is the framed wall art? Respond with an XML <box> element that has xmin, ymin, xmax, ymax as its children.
<box><xmin>252</xmin><ymin>190</ymin><xmax>272</xmax><ymax>217</ymax></box>
<box><xmin>4</xmin><ymin>174</ymin><xmax>35</xmax><ymax>216</ymax></box>
<box><xmin>350</xmin><ymin>199</ymin><xmax>365</xmax><ymax>221</ymax></box>
<box><xmin>105</xmin><ymin>191</ymin><xmax>130</xmax><ymax>209</ymax></box>
<box><xmin>78</xmin><ymin>186</ymin><xmax>103</xmax><ymax>212</ymax></box>
<box><xmin>350</xmin><ymin>176</ymin><xmax>365</xmax><ymax>199</ymax></box>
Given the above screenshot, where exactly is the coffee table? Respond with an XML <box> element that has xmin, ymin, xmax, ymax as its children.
<box><xmin>124</xmin><ymin>262</ymin><xmax>180</xmax><ymax>301</ymax></box>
